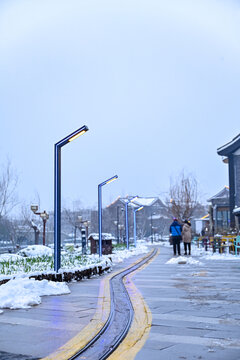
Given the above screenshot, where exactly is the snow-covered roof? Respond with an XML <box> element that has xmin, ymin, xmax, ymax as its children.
<box><xmin>217</xmin><ymin>133</ymin><xmax>240</xmax><ymax>156</ymax></box>
<box><xmin>147</xmin><ymin>214</ymin><xmax>169</xmax><ymax>220</ymax></box>
<box><xmin>207</xmin><ymin>186</ymin><xmax>229</xmax><ymax>202</ymax></box>
<box><xmin>233</xmin><ymin>207</ymin><xmax>240</xmax><ymax>215</ymax></box>
<box><xmin>119</xmin><ymin>196</ymin><xmax>162</xmax><ymax>207</ymax></box>
<box><xmin>106</xmin><ymin>196</ymin><xmax>166</xmax><ymax>210</ymax></box>
<box><xmin>88</xmin><ymin>233</ymin><xmax>115</xmax><ymax>240</ymax></box>
<box><xmin>134</xmin><ymin>197</ymin><xmax>158</xmax><ymax>207</ymax></box>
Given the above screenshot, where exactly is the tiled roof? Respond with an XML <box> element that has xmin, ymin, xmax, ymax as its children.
<box><xmin>207</xmin><ymin>186</ymin><xmax>229</xmax><ymax>202</ymax></box>
<box><xmin>217</xmin><ymin>133</ymin><xmax>240</xmax><ymax>156</ymax></box>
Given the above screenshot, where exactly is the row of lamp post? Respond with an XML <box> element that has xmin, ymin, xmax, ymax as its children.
<box><xmin>124</xmin><ymin>196</ymin><xmax>138</xmax><ymax>249</ymax></box>
<box><xmin>53</xmin><ymin>125</ymin><xmax>143</xmax><ymax>272</ymax></box>
<box><xmin>113</xmin><ymin>205</ymin><xmax>143</xmax><ymax>246</ymax></box>
<box><xmin>133</xmin><ymin>205</ymin><xmax>144</xmax><ymax>247</ymax></box>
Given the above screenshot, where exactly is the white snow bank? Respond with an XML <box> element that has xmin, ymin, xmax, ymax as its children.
<box><xmin>166</xmin><ymin>256</ymin><xmax>202</xmax><ymax>265</ymax></box>
<box><xmin>0</xmin><ymin>254</ymin><xmax>23</xmax><ymax>262</ymax></box>
<box><xmin>18</xmin><ymin>245</ymin><xmax>53</xmax><ymax>257</ymax></box>
<box><xmin>203</xmin><ymin>253</ymin><xmax>240</xmax><ymax>261</ymax></box>
<box><xmin>110</xmin><ymin>244</ymin><xmax>148</xmax><ymax>264</ymax></box>
<box><xmin>0</xmin><ymin>278</ymin><xmax>70</xmax><ymax>310</ymax></box>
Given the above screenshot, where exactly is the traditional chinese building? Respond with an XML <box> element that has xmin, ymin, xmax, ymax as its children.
<box><xmin>217</xmin><ymin>134</ymin><xmax>240</xmax><ymax>230</ymax></box>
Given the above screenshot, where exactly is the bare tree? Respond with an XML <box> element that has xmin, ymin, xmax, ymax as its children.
<box><xmin>0</xmin><ymin>159</ymin><xmax>18</xmax><ymax>217</ymax></box>
<box><xmin>166</xmin><ymin>171</ymin><xmax>199</xmax><ymax>221</ymax></box>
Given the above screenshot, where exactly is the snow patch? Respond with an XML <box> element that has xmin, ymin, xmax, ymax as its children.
<box><xmin>0</xmin><ymin>278</ymin><xmax>70</xmax><ymax>310</ymax></box>
<box><xmin>203</xmin><ymin>253</ymin><xmax>240</xmax><ymax>261</ymax></box>
<box><xmin>166</xmin><ymin>256</ymin><xmax>202</xmax><ymax>265</ymax></box>
<box><xmin>0</xmin><ymin>254</ymin><xmax>23</xmax><ymax>262</ymax></box>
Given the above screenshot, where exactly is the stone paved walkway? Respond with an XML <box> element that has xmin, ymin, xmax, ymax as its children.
<box><xmin>135</xmin><ymin>245</ymin><xmax>240</xmax><ymax>360</ymax></box>
<box><xmin>1</xmin><ymin>246</ymin><xmax>240</xmax><ymax>360</ymax></box>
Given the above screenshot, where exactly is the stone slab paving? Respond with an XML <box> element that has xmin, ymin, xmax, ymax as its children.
<box><xmin>134</xmin><ymin>245</ymin><xmax>240</xmax><ymax>360</ymax></box>
<box><xmin>0</xmin><ymin>252</ymin><xmax>146</xmax><ymax>359</ymax></box>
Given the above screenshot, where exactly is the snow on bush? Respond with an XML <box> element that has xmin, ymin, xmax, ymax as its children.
<box><xmin>0</xmin><ymin>278</ymin><xmax>70</xmax><ymax>309</ymax></box>
<box><xmin>0</xmin><ymin>243</ymin><xmax>148</xmax><ymax>278</ymax></box>
<box><xmin>0</xmin><ymin>244</ymin><xmax>149</xmax><ymax>311</ymax></box>
<box><xmin>0</xmin><ymin>254</ymin><xmax>23</xmax><ymax>262</ymax></box>
<box><xmin>18</xmin><ymin>245</ymin><xmax>53</xmax><ymax>257</ymax></box>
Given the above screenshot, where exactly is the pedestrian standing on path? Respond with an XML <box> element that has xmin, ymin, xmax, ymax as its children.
<box><xmin>169</xmin><ymin>218</ymin><xmax>182</xmax><ymax>256</ymax></box>
<box><xmin>182</xmin><ymin>220</ymin><xmax>192</xmax><ymax>255</ymax></box>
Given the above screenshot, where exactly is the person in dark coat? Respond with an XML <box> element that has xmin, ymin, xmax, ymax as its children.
<box><xmin>169</xmin><ymin>218</ymin><xmax>182</xmax><ymax>256</ymax></box>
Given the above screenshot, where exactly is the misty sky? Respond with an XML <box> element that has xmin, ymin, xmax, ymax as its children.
<box><xmin>0</xmin><ymin>0</ymin><xmax>240</xmax><ymax>213</ymax></box>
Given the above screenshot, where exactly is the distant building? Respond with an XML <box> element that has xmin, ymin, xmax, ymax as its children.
<box><xmin>105</xmin><ymin>196</ymin><xmax>169</xmax><ymax>241</ymax></box>
<box><xmin>217</xmin><ymin>134</ymin><xmax>240</xmax><ymax>230</ymax></box>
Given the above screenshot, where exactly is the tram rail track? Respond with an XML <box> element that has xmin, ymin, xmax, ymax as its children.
<box><xmin>43</xmin><ymin>248</ymin><xmax>158</xmax><ymax>360</ymax></box>
<box><xmin>69</xmin><ymin>248</ymin><xmax>157</xmax><ymax>360</ymax></box>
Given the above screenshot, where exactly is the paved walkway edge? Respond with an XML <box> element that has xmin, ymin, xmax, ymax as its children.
<box><xmin>41</xmin><ymin>250</ymin><xmax>156</xmax><ymax>360</ymax></box>
<box><xmin>108</xmin><ymin>249</ymin><xmax>159</xmax><ymax>360</ymax></box>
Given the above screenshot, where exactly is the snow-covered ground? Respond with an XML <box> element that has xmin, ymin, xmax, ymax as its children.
<box><xmin>190</xmin><ymin>245</ymin><xmax>240</xmax><ymax>260</ymax></box>
<box><xmin>0</xmin><ymin>278</ymin><xmax>70</xmax><ymax>310</ymax></box>
<box><xmin>1</xmin><ymin>242</ymin><xmax>239</xmax><ymax>313</ymax></box>
<box><xmin>166</xmin><ymin>256</ymin><xmax>203</xmax><ymax>265</ymax></box>
<box><xmin>166</xmin><ymin>243</ymin><xmax>240</xmax><ymax>264</ymax></box>
<box><xmin>0</xmin><ymin>243</ymin><xmax>148</xmax><ymax>312</ymax></box>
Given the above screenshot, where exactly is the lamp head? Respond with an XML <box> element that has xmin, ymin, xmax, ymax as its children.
<box><xmin>68</xmin><ymin>126</ymin><xmax>89</xmax><ymax>142</ymax></box>
<box><xmin>31</xmin><ymin>205</ymin><xmax>38</xmax><ymax>213</ymax></box>
<box><xmin>40</xmin><ymin>211</ymin><xmax>49</xmax><ymax>220</ymax></box>
<box><xmin>106</xmin><ymin>175</ymin><xmax>118</xmax><ymax>185</ymax></box>
<box><xmin>99</xmin><ymin>175</ymin><xmax>118</xmax><ymax>187</ymax></box>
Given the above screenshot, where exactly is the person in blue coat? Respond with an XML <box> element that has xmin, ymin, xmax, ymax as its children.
<box><xmin>169</xmin><ymin>218</ymin><xmax>182</xmax><ymax>256</ymax></box>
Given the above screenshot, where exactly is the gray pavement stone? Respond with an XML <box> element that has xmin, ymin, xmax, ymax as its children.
<box><xmin>0</xmin><ymin>350</ymin><xmax>39</xmax><ymax>360</ymax></box>
<box><xmin>135</xmin><ymin>245</ymin><xmax>240</xmax><ymax>360</ymax></box>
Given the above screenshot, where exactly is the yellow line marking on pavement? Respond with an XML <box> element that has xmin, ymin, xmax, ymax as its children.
<box><xmin>108</xmin><ymin>249</ymin><xmax>159</xmax><ymax>360</ymax></box>
<box><xmin>41</xmin><ymin>273</ymin><xmax>111</xmax><ymax>360</ymax></box>
<box><xmin>41</xmin><ymin>250</ymin><xmax>156</xmax><ymax>360</ymax></box>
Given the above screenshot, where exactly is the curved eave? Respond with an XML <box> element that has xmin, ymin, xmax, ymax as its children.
<box><xmin>217</xmin><ymin>134</ymin><xmax>240</xmax><ymax>156</ymax></box>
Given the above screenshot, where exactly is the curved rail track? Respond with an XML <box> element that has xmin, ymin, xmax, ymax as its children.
<box><xmin>68</xmin><ymin>248</ymin><xmax>157</xmax><ymax>360</ymax></box>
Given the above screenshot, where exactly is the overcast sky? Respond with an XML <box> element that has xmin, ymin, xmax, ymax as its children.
<box><xmin>0</xmin><ymin>0</ymin><xmax>239</xmax><ymax>214</ymax></box>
